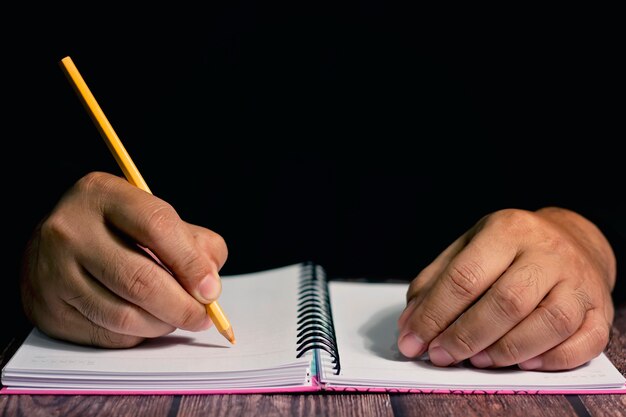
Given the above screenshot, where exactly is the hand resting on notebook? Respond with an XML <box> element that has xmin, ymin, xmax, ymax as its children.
<box><xmin>19</xmin><ymin>172</ymin><xmax>228</xmax><ymax>348</ymax></box>
<box><xmin>397</xmin><ymin>207</ymin><xmax>617</xmax><ymax>371</ymax></box>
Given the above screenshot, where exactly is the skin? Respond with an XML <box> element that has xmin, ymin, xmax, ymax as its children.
<box><xmin>20</xmin><ymin>172</ymin><xmax>228</xmax><ymax>348</ymax></box>
<box><xmin>397</xmin><ymin>207</ymin><xmax>616</xmax><ymax>371</ymax></box>
<box><xmin>20</xmin><ymin>172</ymin><xmax>617</xmax><ymax>372</ymax></box>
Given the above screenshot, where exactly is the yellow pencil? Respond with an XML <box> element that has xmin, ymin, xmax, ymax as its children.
<box><xmin>59</xmin><ymin>55</ymin><xmax>236</xmax><ymax>345</ymax></box>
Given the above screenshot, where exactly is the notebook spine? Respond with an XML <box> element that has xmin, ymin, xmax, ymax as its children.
<box><xmin>295</xmin><ymin>261</ymin><xmax>340</xmax><ymax>375</ymax></box>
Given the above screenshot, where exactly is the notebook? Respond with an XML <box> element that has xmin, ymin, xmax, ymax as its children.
<box><xmin>2</xmin><ymin>262</ymin><xmax>625</xmax><ymax>395</ymax></box>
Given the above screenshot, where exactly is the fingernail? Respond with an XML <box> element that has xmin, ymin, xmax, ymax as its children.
<box><xmin>518</xmin><ymin>357</ymin><xmax>542</xmax><ymax>370</ymax></box>
<box><xmin>397</xmin><ymin>298</ymin><xmax>417</xmax><ymax>329</ymax></box>
<box><xmin>470</xmin><ymin>350</ymin><xmax>493</xmax><ymax>368</ymax></box>
<box><xmin>197</xmin><ymin>274</ymin><xmax>221</xmax><ymax>303</ymax></box>
<box><xmin>398</xmin><ymin>332</ymin><xmax>426</xmax><ymax>358</ymax></box>
<box><xmin>429</xmin><ymin>345</ymin><xmax>455</xmax><ymax>366</ymax></box>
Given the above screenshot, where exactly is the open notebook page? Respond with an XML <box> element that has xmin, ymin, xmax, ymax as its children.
<box><xmin>2</xmin><ymin>264</ymin><xmax>312</xmax><ymax>390</ymax></box>
<box><xmin>321</xmin><ymin>281</ymin><xmax>626</xmax><ymax>391</ymax></box>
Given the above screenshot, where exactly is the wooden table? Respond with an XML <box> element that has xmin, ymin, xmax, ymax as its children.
<box><xmin>2</xmin><ymin>304</ymin><xmax>624</xmax><ymax>417</ymax></box>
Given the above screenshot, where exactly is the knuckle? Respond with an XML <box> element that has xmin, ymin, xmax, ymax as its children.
<box><xmin>491</xmin><ymin>209</ymin><xmax>581</xmax><ymax>262</ymax></box>
<box><xmin>497</xmin><ymin>338</ymin><xmax>524</xmax><ymax>364</ymax></box>
<box><xmin>406</xmin><ymin>282</ymin><xmax>419</xmax><ymax>302</ymax></box>
<box><xmin>170</xmin><ymin>249</ymin><xmax>210</xmax><ymax>281</ymax></box>
<box><xmin>70</xmin><ymin>295</ymin><xmax>141</xmax><ymax>340</ymax></box>
<box><xmin>490</xmin><ymin>285</ymin><xmax>529</xmax><ymax>322</ymax></box>
<box><xmin>551</xmin><ymin>344</ymin><xmax>578</xmax><ymax>370</ymax></box>
<box><xmin>56</xmin><ymin>301</ymin><xmax>75</xmax><ymax>328</ymax></box>
<box><xmin>207</xmin><ymin>230</ymin><xmax>228</xmax><ymax>252</ymax></box>
<box><xmin>512</xmin><ymin>263</ymin><xmax>542</xmax><ymax>292</ymax></box>
<box><xmin>75</xmin><ymin>295</ymin><xmax>106</xmax><ymax>327</ymax></box>
<box><xmin>445</xmin><ymin>261</ymin><xmax>485</xmax><ymax>301</ymax></box>
<box><xmin>75</xmin><ymin>172</ymin><xmax>124</xmax><ymax>210</ymax></box>
<box><xmin>450</xmin><ymin>328</ymin><xmax>480</xmax><ymax>356</ymax></box>
<box><xmin>175</xmin><ymin>302</ymin><xmax>204</xmax><ymax>330</ymax></box>
<box><xmin>573</xmin><ymin>288</ymin><xmax>593</xmax><ymax>310</ymax></box>
<box><xmin>122</xmin><ymin>262</ymin><xmax>161</xmax><ymax>304</ymax></box>
<box><xmin>549</xmin><ymin>322</ymin><xmax>609</xmax><ymax>370</ymax></box>
<box><xmin>210</xmin><ymin>233</ymin><xmax>229</xmax><ymax>265</ymax></box>
<box><xmin>110</xmin><ymin>307</ymin><xmax>139</xmax><ymax>334</ymax></box>
<box><xmin>487</xmin><ymin>208</ymin><xmax>537</xmax><ymax>233</ymax></box>
<box><xmin>76</xmin><ymin>171</ymin><xmax>116</xmax><ymax>193</ymax></box>
<box><xmin>39</xmin><ymin>212</ymin><xmax>74</xmax><ymax>246</ymax></box>
<box><xmin>406</xmin><ymin>270</ymin><xmax>431</xmax><ymax>300</ymax></box>
<box><xmin>586</xmin><ymin>323</ymin><xmax>611</xmax><ymax>355</ymax></box>
<box><xmin>537</xmin><ymin>302</ymin><xmax>581</xmax><ymax>339</ymax></box>
<box><xmin>195</xmin><ymin>229</ymin><xmax>229</xmax><ymax>270</ymax></box>
<box><xmin>415</xmin><ymin>309</ymin><xmax>447</xmax><ymax>336</ymax></box>
<box><xmin>40</xmin><ymin>172</ymin><xmax>120</xmax><ymax>244</ymax></box>
<box><xmin>139</xmin><ymin>201</ymin><xmax>181</xmax><ymax>241</ymax></box>
<box><xmin>89</xmin><ymin>325</ymin><xmax>143</xmax><ymax>348</ymax></box>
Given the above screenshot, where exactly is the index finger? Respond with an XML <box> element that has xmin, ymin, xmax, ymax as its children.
<box><xmin>94</xmin><ymin>174</ymin><xmax>227</xmax><ymax>304</ymax></box>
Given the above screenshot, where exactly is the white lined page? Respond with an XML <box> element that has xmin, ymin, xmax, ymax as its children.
<box><xmin>2</xmin><ymin>264</ymin><xmax>312</xmax><ymax>389</ymax></box>
<box><xmin>323</xmin><ymin>281</ymin><xmax>626</xmax><ymax>390</ymax></box>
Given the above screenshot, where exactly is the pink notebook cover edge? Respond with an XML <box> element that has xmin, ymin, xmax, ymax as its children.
<box><xmin>0</xmin><ymin>376</ymin><xmax>323</xmax><ymax>396</ymax></box>
<box><xmin>2</xmin><ymin>377</ymin><xmax>625</xmax><ymax>396</ymax></box>
<box><xmin>321</xmin><ymin>385</ymin><xmax>626</xmax><ymax>395</ymax></box>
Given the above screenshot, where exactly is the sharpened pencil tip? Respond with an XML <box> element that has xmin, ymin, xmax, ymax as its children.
<box><xmin>222</xmin><ymin>327</ymin><xmax>236</xmax><ymax>345</ymax></box>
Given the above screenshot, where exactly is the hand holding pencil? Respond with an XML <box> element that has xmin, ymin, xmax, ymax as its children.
<box><xmin>16</xmin><ymin>56</ymin><xmax>234</xmax><ymax>348</ymax></box>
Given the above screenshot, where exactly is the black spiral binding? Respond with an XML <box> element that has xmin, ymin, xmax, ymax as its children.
<box><xmin>295</xmin><ymin>261</ymin><xmax>340</xmax><ymax>375</ymax></box>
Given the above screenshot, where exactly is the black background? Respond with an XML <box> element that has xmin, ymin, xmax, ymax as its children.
<box><xmin>3</xmin><ymin>4</ymin><xmax>624</xmax><ymax>345</ymax></box>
